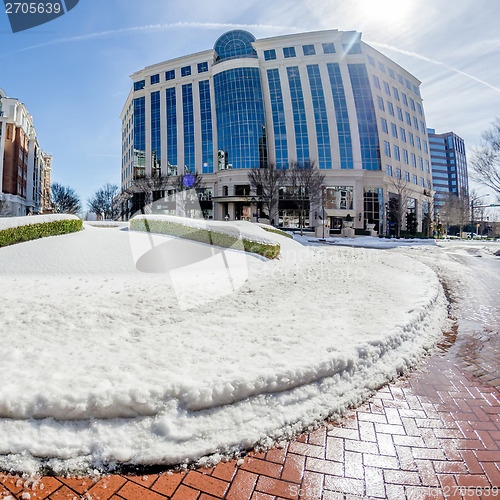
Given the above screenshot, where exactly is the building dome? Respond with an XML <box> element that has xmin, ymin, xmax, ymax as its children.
<box><xmin>0</xmin><ymin>88</ymin><xmax>6</xmax><ymax>99</ymax></box>
<box><xmin>213</xmin><ymin>30</ymin><xmax>257</xmax><ymax>63</ymax></box>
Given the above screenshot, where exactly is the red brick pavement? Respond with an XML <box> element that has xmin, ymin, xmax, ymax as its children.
<box><xmin>1</xmin><ymin>346</ymin><xmax>500</xmax><ymax>499</ymax></box>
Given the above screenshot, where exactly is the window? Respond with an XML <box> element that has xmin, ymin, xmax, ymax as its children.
<box><xmin>388</xmin><ymin>68</ymin><xmax>395</xmax><ymax>79</ymax></box>
<box><xmin>302</xmin><ymin>44</ymin><xmax>316</xmax><ymax>56</ymax></box>
<box><xmin>409</xmin><ymin>97</ymin><xmax>416</xmax><ymax>111</ymax></box>
<box><xmin>402</xmin><ymin>93</ymin><xmax>408</xmax><ymax>106</ymax></box>
<box><xmin>425</xmin><ymin>160</ymin><xmax>430</xmax><ymax>172</ymax></box>
<box><xmin>405</xmin><ymin>171</ymin><xmax>410</xmax><ymax>182</ymax></box>
<box><xmin>150</xmin><ymin>74</ymin><xmax>159</xmax><ymax>85</ymax></box>
<box><xmin>405</xmin><ymin>79</ymin><xmax>412</xmax><ymax>90</ymax></box>
<box><xmin>412</xmin><ymin>174</ymin><xmax>418</xmax><ymax>185</ymax></box>
<box><xmin>383</xmin><ymin>81</ymin><xmax>391</xmax><ymax>95</ymax></box>
<box><xmin>198</xmin><ymin>62</ymin><xmax>208</xmax><ymax>73</ymax></box>
<box><xmin>394</xmin><ymin>145</ymin><xmax>400</xmax><ymax>161</ymax></box>
<box><xmin>423</xmin><ymin>140</ymin><xmax>428</xmax><ymax>153</ymax></box>
<box><xmin>133</xmin><ymin>80</ymin><xmax>145</xmax><ymax>91</ymax></box>
<box><xmin>391</xmin><ymin>123</ymin><xmax>398</xmax><ymax>138</ymax></box>
<box><xmin>413</xmin><ymin>84</ymin><xmax>420</xmax><ymax>95</ymax></box>
<box><xmin>427</xmin><ymin>180</ymin><xmax>432</xmax><ymax>189</ymax></box>
<box><xmin>323</xmin><ymin>42</ymin><xmax>336</xmax><ymax>54</ymax></box>
<box><xmin>392</xmin><ymin>87</ymin><xmax>399</xmax><ymax>100</ymax></box>
<box><xmin>396</xmin><ymin>168</ymin><xmax>402</xmax><ymax>179</ymax></box>
<box><xmin>344</xmin><ymin>43</ymin><xmax>362</xmax><ymax>54</ymax></box>
<box><xmin>181</xmin><ymin>66</ymin><xmax>191</xmax><ymax>77</ymax></box>
<box><xmin>405</xmin><ymin>112</ymin><xmax>411</xmax><ymax>125</ymax></box>
<box><xmin>165</xmin><ymin>69</ymin><xmax>175</xmax><ymax>81</ymax></box>
<box><xmin>417</xmin><ymin>103</ymin><xmax>422</xmax><ymax>116</ymax></box>
<box><xmin>386</xmin><ymin>164</ymin><xmax>393</xmax><ymax>176</ymax></box>
<box><xmin>381</xmin><ymin>118</ymin><xmax>388</xmax><ymax>133</ymax></box>
<box><xmin>283</xmin><ymin>46</ymin><xmax>296</xmax><ymax>58</ymax></box>
<box><xmin>384</xmin><ymin>140</ymin><xmax>391</xmax><ymax>157</ymax></box>
<box><xmin>377</xmin><ymin>96</ymin><xmax>385</xmax><ymax>111</ymax></box>
<box><xmin>387</xmin><ymin>102</ymin><xmax>394</xmax><ymax>116</ymax></box>
<box><xmin>413</xmin><ymin>116</ymin><xmax>419</xmax><ymax>129</ymax></box>
<box><xmin>416</xmin><ymin>136</ymin><xmax>421</xmax><ymax>150</ymax></box>
<box><xmin>367</xmin><ymin>54</ymin><xmax>375</xmax><ymax>65</ymax></box>
<box><xmin>418</xmin><ymin>157</ymin><xmax>423</xmax><ymax>170</ymax></box>
<box><xmin>378</xmin><ymin>61</ymin><xmax>386</xmax><ymax>72</ymax></box>
<box><xmin>323</xmin><ymin>186</ymin><xmax>354</xmax><ymax>209</ymax></box>
<box><xmin>264</xmin><ymin>49</ymin><xmax>276</xmax><ymax>61</ymax></box>
<box><xmin>397</xmin><ymin>107</ymin><xmax>403</xmax><ymax>121</ymax></box>
<box><xmin>400</xmin><ymin>128</ymin><xmax>406</xmax><ymax>142</ymax></box>
<box><xmin>372</xmin><ymin>75</ymin><xmax>381</xmax><ymax>89</ymax></box>
<box><xmin>411</xmin><ymin>153</ymin><xmax>417</xmax><ymax>167</ymax></box>
<box><xmin>397</xmin><ymin>74</ymin><xmax>404</xmax><ymax>84</ymax></box>
<box><xmin>403</xmin><ymin>149</ymin><xmax>409</xmax><ymax>164</ymax></box>
<box><xmin>420</xmin><ymin>121</ymin><xmax>426</xmax><ymax>133</ymax></box>
<box><xmin>408</xmin><ymin>132</ymin><xmax>414</xmax><ymax>146</ymax></box>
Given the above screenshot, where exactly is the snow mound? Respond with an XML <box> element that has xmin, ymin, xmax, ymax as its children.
<box><xmin>132</xmin><ymin>215</ymin><xmax>278</xmax><ymax>246</ymax></box>
<box><xmin>0</xmin><ymin>214</ymin><xmax>79</xmax><ymax>231</ymax></box>
<box><xmin>0</xmin><ymin>226</ymin><xmax>447</xmax><ymax>474</ymax></box>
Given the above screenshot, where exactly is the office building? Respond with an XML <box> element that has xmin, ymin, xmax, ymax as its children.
<box><xmin>121</xmin><ymin>29</ymin><xmax>434</xmax><ymax>233</ymax></box>
<box><xmin>427</xmin><ymin>128</ymin><xmax>468</xmax><ymax>204</ymax></box>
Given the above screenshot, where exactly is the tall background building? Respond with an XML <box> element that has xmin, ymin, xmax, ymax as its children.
<box><xmin>0</xmin><ymin>87</ymin><xmax>52</xmax><ymax>216</ymax></box>
<box><xmin>427</xmin><ymin>128</ymin><xmax>468</xmax><ymax>205</ymax></box>
<box><xmin>121</xmin><ymin>29</ymin><xmax>434</xmax><ymax>234</ymax></box>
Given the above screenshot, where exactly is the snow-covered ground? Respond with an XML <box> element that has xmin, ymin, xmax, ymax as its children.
<box><xmin>0</xmin><ymin>222</ymin><xmax>456</xmax><ymax>474</ymax></box>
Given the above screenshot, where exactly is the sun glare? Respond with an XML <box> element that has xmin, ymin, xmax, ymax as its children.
<box><xmin>356</xmin><ymin>0</ymin><xmax>415</xmax><ymax>30</ymax></box>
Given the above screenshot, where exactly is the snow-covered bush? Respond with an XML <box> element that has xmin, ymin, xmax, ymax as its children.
<box><xmin>0</xmin><ymin>216</ymin><xmax>82</xmax><ymax>248</ymax></box>
<box><xmin>130</xmin><ymin>217</ymin><xmax>281</xmax><ymax>259</ymax></box>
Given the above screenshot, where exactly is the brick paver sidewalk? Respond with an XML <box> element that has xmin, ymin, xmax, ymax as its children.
<box><xmin>1</xmin><ymin>335</ymin><xmax>499</xmax><ymax>499</ymax></box>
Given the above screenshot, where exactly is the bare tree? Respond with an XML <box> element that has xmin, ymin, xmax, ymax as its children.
<box><xmin>247</xmin><ymin>163</ymin><xmax>286</xmax><ymax>225</ymax></box>
<box><xmin>126</xmin><ymin>174</ymin><xmax>172</xmax><ymax>214</ymax></box>
<box><xmin>387</xmin><ymin>176</ymin><xmax>412</xmax><ymax>237</ymax></box>
<box><xmin>438</xmin><ymin>189</ymin><xmax>469</xmax><ymax>236</ymax></box>
<box><xmin>288</xmin><ymin>160</ymin><xmax>325</xmax><ymax>235</ymax></box>
<box><xmin>51</xmin><ymin>183</ymin><xmax>81</xmax><ymax>215</ymax></box>
<box><xmin>470</xmin><ymin>118</ymin><xmax>500</xmax><ymax>201</ymax></box>
<box><xmin>88</xmin><ymin>183</ymin><xmax>120</xmax><ymax>220</ymax></box>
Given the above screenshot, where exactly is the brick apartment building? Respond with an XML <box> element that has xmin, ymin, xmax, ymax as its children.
<box><xmin>0</xmin><ymin>87</ymin><xmax>52</xmax><ymax>216</ymax></box>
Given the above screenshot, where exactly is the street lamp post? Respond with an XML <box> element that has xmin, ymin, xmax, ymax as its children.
<box><xmin>471</xmin><ymin>194</ymin><xmax>489</xmax><ymax>239</ymax></box>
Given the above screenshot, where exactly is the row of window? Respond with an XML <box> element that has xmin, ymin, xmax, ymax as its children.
<box><xmin>263</xmin><ymin>41</ymin><xmax>360</xmax><ymax>61</ymax></box>
<box><xmin>133</xmin><ymin>62</ymin><xmax>210</xmax><ymax>91</ymax></box>
<box><xmin>380</xmin><ymin>118</ymin><xmax>429</xmax><ymax>152</ymax></box>
<box><xmin>383</xmin><ymin>140</ymin><xmax>430</xmax><ymax>171</ymax></box>
<box><xmin>372</xmin><ymin>75</ymin><xmax>422</xmax><ymax>115</ymax></box>
<box><xmin>385</xmin><ymin>165</ymin><xmax>431</xmax><ymax>188</ymax></box>
<box><xmin>366</xmin><ymin>54</ymin><xmax>420</xmax><ymax>97</ymax></box>
<box><xmin>377</xmin><ymin>97</ymin><xmax>426</xmax><ymax>135</ymax></box>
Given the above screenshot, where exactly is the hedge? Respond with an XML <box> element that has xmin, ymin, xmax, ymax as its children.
<box><xmin>0</xmin><ymin>219</ymin><xmax>83</xmax><ymax>248</ymax></box>
<box><xmin>261</xmin><ymin>226</ymin><xmax>293</xmax><ymax>239</ymax></box>
<box><xmin>130</xmin><ymin>218</ymin><xmax>280</xmax><ymax>259</ymax></box>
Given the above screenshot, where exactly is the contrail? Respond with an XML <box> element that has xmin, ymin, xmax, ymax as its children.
<box><xmin>3</xmin><ymin>21</ymin><xmax>301</xmax><ymax>56</ymax></box>
<box><xmin>367</xmin><ymin>40</ymin><xmax>500</xmax><ymax>94</ymax></box>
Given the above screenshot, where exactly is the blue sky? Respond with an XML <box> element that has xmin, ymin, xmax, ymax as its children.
<box><xmin>1</xmin><ymin>0</ymin><xmax>500</xmax><ymax>208</ymax></box>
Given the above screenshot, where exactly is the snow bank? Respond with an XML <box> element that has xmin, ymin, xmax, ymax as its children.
<box><xmin>0</xmin><ymin>224</ymin><xmax>448</xmax><ymax>474</ymax></box>
<box><xmin>0</xmin><ymin>214</ymin><xmax>80</xmax><ymax>231</ymax></box>
<box><xmin>132</xmin><ymin>215</ymin><xmax>277</xmax><ymax>246</ymax></box>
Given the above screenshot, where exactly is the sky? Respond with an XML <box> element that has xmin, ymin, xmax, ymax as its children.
<box><xmin>1</xmin><ymin>0</ymin><xmax>500</xmax><ymax>211</ymax></box>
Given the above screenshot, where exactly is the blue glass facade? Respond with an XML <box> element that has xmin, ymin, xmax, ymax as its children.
<box><xmin>214</xmin><ymin>30</ymin><xmax>257</xmax><ymax>63</ymax></box>
<box><xmin>151</xmin><ymin>91</ymin><xmax>161</xmax><ymax>172</ymax></box>
<box><xmin>267</xmin><ymin>69</ymin><xmax>288</xmax><ymax>169</ymax></box>
<box><xmin>165</xmin><ymin>87</ymin><xmax>177</xmax><ymax>172</ymax></box>
<box><xmin>348</xmin><ymin>64</ymin><xmax>381</xmax><ymax>171</ymax></box>
<box><xmin>182</xmin><ymin>84</ymin><xmax>195</xmax><ymax>173</ymax></box>
<box><xmin>287</xmin><ymin>66</ymin><xmax>309</xmax><ymax>164</ymax></box>
<box><xmin>133</xmin><ymin>97</ymin><xmax>145</xmax><ymax>152</ymax></box>
<box><xmin>307</xmin><ymin>64</ymin><xmax>331</xmax><ymax>169</ymax></box>
<box><xmin>326</xmin><ymin>62</ymin><xmax>353</xmax><ymax>169</ymax></box>
<box><xmin>214</xmin><ymin>67</ymin><xmax>267</xmax><ymax>169</ymax></box>
<box><xmin>199</xmin><ymin>80</ymin><xmax>214</xmax><ymax>173</ymax></box>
